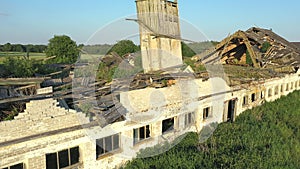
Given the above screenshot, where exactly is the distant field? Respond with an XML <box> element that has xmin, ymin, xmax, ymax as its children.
<box><xmin>80</xmin><ymin>54</ymin><xmax>103</xmax><ymax>61</ymax></box>
<box><xmin>0</xmin><ymin>52</ymin><xmax>103</xmax><ymax>64</ymax></box>
<box><xmin>0</xmin><ymin>52</ymin><xmax>46</xmax><ymax>63</ymax></box>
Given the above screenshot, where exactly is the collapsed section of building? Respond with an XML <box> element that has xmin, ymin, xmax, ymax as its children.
<box><xmin>193</xmin><ymin>27</ymin><xmax>300</xmax><ymax>73</ymax></box>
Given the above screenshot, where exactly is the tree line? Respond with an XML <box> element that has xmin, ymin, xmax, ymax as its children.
<box><xmin>0</xmin><ymin>35</ymin><xmax>218</xmax><ymax>78</ymax></box>
<box><xmin>0</xmin><ymin>43</ymin><xmax>47</xmax><ymax>53</ymax></box>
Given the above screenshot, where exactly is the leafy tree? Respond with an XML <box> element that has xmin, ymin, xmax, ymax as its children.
<box><xmin>45</xmin><ymin>35</ymin><xmax>79</xmax><ymax>63</ymax></box>
<box><xmin>14</xmin><ymin>44</ymin><xmax>26</xmax><ymax>52</ymax></box>
<box><xmin>108</xmin><ymin>40</ymin><xmax>139</xmax><ymax>57</ymax></box>
<box><xmin>3</xmin><ymin>43</ymin><xmax>12</xmax><ymax>52</ymax></box>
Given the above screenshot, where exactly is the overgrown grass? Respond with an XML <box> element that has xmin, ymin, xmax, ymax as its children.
<box><xmin>122</xmin><ymin>90</ymin><xmax>300</xmax><ymax>169</ymax></box>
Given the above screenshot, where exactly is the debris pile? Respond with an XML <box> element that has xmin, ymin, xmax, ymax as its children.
<box><xmin>192</xmin><ymin>27</ymin><xmax>300</xmax><ymax>73</ymax></box>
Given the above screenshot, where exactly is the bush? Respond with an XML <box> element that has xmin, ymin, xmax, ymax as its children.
<box><xmin>246</xmin><ymin>50</ymin><xmax>253</xmax><ymax>65</ymax></box>
<box><xmin>3</xmin><ymin>57</ymin><xmax>37</xmax><ymax>77</ymax></box>
<box><xmin>261</xmin><ymin>42</ymin><xmax>271</xmax><ymax>53</ymax></box>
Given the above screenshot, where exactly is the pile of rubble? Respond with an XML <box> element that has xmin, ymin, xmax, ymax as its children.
<box><xmin>192</xmin><ymin>27</ymin><xmax>300</xmax><ymax>73</ymax></box>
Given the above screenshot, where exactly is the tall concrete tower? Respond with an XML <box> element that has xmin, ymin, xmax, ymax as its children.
<box><xmin>135</xmin><ymin>0</ymin><xmax>183</xmax><ymax>73</ymax></box>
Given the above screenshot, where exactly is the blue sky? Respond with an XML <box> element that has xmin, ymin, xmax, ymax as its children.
<box><xmin>0</xmin><ymin>0</ymin><xmax>300</xmax><ymax>44</ymax></box>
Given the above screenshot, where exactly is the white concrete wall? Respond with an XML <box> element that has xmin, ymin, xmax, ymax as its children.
<box><xmin>0</xmin><ymin>71</ymin><xmax>300</xmax><ymax>169</ymax></box>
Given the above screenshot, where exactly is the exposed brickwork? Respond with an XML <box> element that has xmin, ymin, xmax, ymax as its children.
<box><xmin>0</xmin><ymin>99</ymin><xmax>89</xmax><ymax>143</ymax></box>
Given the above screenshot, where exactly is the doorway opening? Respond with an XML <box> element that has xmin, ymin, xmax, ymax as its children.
<box><xmin>226</xmin><ymin>99</ymin><xmax>237</xmax><ymax>122</ymax></box>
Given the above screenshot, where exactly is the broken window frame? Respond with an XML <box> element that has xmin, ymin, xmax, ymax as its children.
<box><xmin>46</xmin><ymin>146</ymin><xmax>80</xmax><ymax>169</ymax></box>
<box><xmin>133</xmin><ymin>125</ymin><xmax>151</xmax><ymax>145</ymax></box>
<box><xmin>268</xmin><ymin>88</ymin><xmax>272</xmax><ymax>97</ymax></box>
<box><xmin>203</xmin><ymin>107</ymin><xmax>212</xmax><ymax>120</ymax></box>
<box><xmin>261</xmin><ymin>91</ymin><xmax>264</xmax><ymax>99</ymax></box>
<box><xmin>184</xmin><ymin>112</ymin><xmax>194</xmax><ymax>127</ymax></box>
<box><xmin>242</xmin><ymin>96</ymin><xmax>248</xmax><ymax>106</ymax></box>
<box><xmin>2</xmin><ymin>163</ymin><xmax>24</xmax><ymax>169</ymax></box>
<box><xmin>251</xmin><ymin>93</ymin><xmax>256</xmax><ymax>102</ymax></box>
<box><xmin>162</xmin><ymin>117</ymin><xmax>175</xmax><ymax>134</ymax></box>
<box><xmin>257</xmin><ymin>92</ymin><xmax>261</xmax><ymax>100</ymax></box>
<box><xmin>96</xmin><ymin>134</ymin><xmax>120</xmax><ymax>158</ymax></box>
<box><xmin>274</xmin><ymin>86</ymin><xmax>279</xmax><ymax>95</ymax></box>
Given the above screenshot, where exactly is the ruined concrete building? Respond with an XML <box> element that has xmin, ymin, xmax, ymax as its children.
<box><xmin>1</xmin><ymin>1</ymin><xmax>300</xmax><ymax>169</ymax></box>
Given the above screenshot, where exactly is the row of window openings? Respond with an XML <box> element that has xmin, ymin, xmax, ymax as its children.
<box><xmin>4</xmin><ymin>147</ymin><xmax>80</xmax><ymax>169</ymax></box>
<box><xmin>95</xmin><ymin>117</ymin><xmax>177</xmax><ymax>158</ymax></box>
<box><xmin>11</xmin><ymin>111</ymin><xmax>209</xmax><ymax>167</ymax></box>
<box><xmin>95</xmin><ymin>112</ymin><xmax>196</xmax><ymax>158</ymax></box>
<box><xmin>243</xmin><ymin>86</ymin><xmax>292</xmax><ymax>105</ymax></box>
<box><xmin>2</xmin><ymin>113</ymin><xmax>196</xmax><ymax>169</ymax></box>
<box><xmin>0</xmin><ymin>106</ymin><xmax>228</xmax><ymax>169</ymax></box>
<box><xmin>0</xmin><ymin>107</ymin><xmax>225</xmax><ymax>169</ymax></box>
<box><xmin>242</xmin><ymin>81</ymin><xmax>300</xmax><ymax>106</ymax></box>
<box><xmin>3</xmin><ymin>147</ymin><xmax>80</xmax><ymax>169</ymax></box>
<box><xmin>133</xmin><ymin>113</ymin><xmax>195</xmax><ymax>145</ymax></box>
<box><xmin>269</xmin><ymin>82</ymin><xmax>299</xmax><ymax>97</ymax></box>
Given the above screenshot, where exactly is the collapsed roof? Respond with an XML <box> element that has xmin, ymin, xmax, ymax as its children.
<box><xmin>192</xmin><ymin>27</ymin><xmax>300</xmax><ymax>73</ymax></box>
<box><xmin>2</xmin><ymin>27</ymin><xmax>300</xmax><ymax>126</ymax></box>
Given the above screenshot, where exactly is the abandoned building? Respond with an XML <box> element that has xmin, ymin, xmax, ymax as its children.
<box><xmin>1</xmin><ymin>0</ymin><xmax>300</xmax><ymax>169</ymax></box>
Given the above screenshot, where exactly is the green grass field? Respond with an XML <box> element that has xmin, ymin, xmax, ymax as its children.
<box><xmin>0</xmin><ymin>52</ymin><xmax>104</xmax><ymax>64</ymax></box>
<box><xmin>0</xmin><ymin>52</ymin><xmax>46</xmax><ymax>63</ymax></box>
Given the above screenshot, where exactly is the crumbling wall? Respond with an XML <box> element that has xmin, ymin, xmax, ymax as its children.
<box><xmin>0</xmin><ymin>99</ymin><xmax>90</xmax><ymax>168</ymax></box>
<box><xmin>0</xmin><ymin>99</ymin><xmax>89</xmax><ymax>143</ymax></box>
